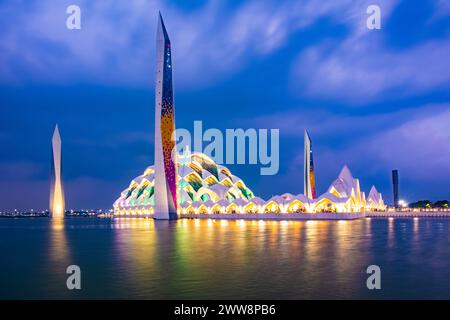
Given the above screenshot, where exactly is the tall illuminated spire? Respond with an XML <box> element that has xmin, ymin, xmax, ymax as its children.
<box><xmin>304</xmin><ymin>130</ymin><xmax>316</xmax><ymax>199</ymax></box>
<box><xmin>50</xmin><ymin>124</ymin><xmax>65</xmax><ymax>218</ymax></box>
<box><xmin>153</xmin><ymin>12</ymin><xmax>178</xmax><ymax>220</ymax></box>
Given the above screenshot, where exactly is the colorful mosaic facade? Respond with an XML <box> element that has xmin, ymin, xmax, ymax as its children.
<box><xmin>304</xmin><ymin>130</ymin><xmax>317</xmax><ymax>199</ymax></box>
<box><xmin>153</xmin><ymin>13</ymin><xmax>178</xmax><ymax>219</ymax></box>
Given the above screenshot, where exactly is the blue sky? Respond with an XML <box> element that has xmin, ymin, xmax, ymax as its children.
<box><xmin>1</xmin><ymin>0</ymin><xmax>449</xmax><ymax>210</ymax></box>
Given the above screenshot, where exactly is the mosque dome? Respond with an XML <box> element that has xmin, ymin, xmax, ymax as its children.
<box><xmin>113</xmin><ymin>152</ymin><xmax>254</xmax><ymax>212</ymax></box>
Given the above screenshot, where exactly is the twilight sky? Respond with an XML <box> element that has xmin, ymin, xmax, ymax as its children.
<box><xmin>1</xmin><ymin>0</ymin><xmax>449</xmax><ymax>210</ymax></box>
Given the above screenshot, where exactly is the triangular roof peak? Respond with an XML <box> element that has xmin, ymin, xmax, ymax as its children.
<box><xmin>368</xmin><ymin>185</ymin><xmax>381</xmax><ymax>202</ymax></box>
<box><xmin>338</xmin><ymin>165</ymin><xmax>353</xmax><ymax>182</ymax></box>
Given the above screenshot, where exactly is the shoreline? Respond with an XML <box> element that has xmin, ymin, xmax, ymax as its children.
<box><xmin>366</xmin><ymin>211</ymin><xmax>450</xmax><ymax>218</ymax></box>
<box><xmin>180</xmin><ymin>212</ymin><xmax>366</xmax><ymax>220</ymax></box>
<box><xmin>2</xmin><ymin>211</ymin><xmax>450</xmax><ymax>220</ymax></box>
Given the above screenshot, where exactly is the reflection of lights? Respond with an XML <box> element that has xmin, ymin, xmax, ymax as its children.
<box><xmin>237</xmin><ymin>219</ymin><xmax>246</xmax><ymax>229</ymax></box>
<box><xmin>413</xmin><ymin>217</ymin><xmax>419</xmax><ymax>234</ymax></box>
<box><xmin>52</xmin><ymin>218</ymin><xmax>65</xmax><ymax>231</ymax></box>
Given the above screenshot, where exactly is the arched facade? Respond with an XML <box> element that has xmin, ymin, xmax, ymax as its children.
<box><xmin>115</xmin><ymin>159</ymin><xmax>386</xmax><ymax>216</ymax></box>
<box><xmin>287</xmin><ymin>200</ymin><xmax>307</xmax><ymax>213</ymax></box>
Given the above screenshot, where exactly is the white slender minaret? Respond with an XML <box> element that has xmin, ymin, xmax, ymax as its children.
<box><xmin>153</xmin><ymin>12</ymin><xmax>178</xmax><ymax>220</ymax></box>
<box><xmin>50</xmin><ymin>125</ymin><xmax>65</xmax><ymax>218</ymax></box>
<box><xmin>304</xmin><ymin>130</ymin><xmax>316</xmax><ymax>199</ymax></box>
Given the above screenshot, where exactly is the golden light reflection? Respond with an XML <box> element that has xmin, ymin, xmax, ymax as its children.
<box><xmin>109</xmin><ymin>218</ymin><xmax>379</xmax><ymax>298</ymax></box>
<box><xmin>51</xmin><ymin>217</ymin><xmax>65</xmax><ymax>231</ymax></box>
<box><xmin>113</xmin><ymin>217</ymin><xmax>157</xmax><ymax>291</ymax></box>
<box><xmin>48</xmin><ymin>218</ymin><xmax>70</xmax><ymax>293</ymax></box>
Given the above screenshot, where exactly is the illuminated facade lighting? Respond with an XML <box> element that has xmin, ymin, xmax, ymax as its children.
<box><xmin>114</xmin><ymin>155</ymin><xmax>385</xmax><ymax>216</ymax></box>
<box><xmin>113</xmin><ymin>14</ymin><xmax>386</xmax><ymax>217</ymax></box>
<box><xmin>50</xmin><ymin>125</ymin><xmax>65</xmax><ymax>218</ymax></box>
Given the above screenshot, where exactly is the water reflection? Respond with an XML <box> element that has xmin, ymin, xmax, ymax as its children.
<box><xmin>413</xmin><ymin>217</ymin><xmax>419</xmax><ymax>240</ymax></box>
<box><xmin>49</xmin><ymin>218</ymin><xmax>69</xmax><ymax>264</ymax></box>
<box><xmin>3</xmin><ymin>217</ymin><xmax>450</xmax><ymax>299</ymax></box>
<box><xmin>108</xmin><ymin>218</ymin><xmax>378</xmax><ymax>299</ymax></box>
<box><xmin>113</xmin><ymin>217</ymin><xmax>158</xmax><ymax>294</ymax></box>
<box><xmin>47</xmin><ymin>218</ymin><xmax>71</xmax><ymax>297</ymax></box>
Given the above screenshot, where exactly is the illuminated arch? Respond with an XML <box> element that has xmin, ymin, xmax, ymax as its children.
<box><xmin>287</xmin><ymin>200</ymin><xmax>307</xmax><ymax>213</ymax></box>
<box><xmin>211</xmin><ymin>204</ymin><xmax>223</xmax><ymax>214</ymax></box>
<box><xmin>264</xmin><ymin>201</ymin><xmax>281</xmax><ymax>213</ymax></box>
<box><xmin>186</xmin><ymin>205</ymin><xmax>196</xmax><ymax>215</ymax></box>
<box><xmin>198</xmin><ymin>204</ymin><xmax>209</xmax><ymax>214</ymax></box>
<box><xmin>313</xmin><ymin>198</ymin><xmax>338</xmax><ymax>213</ymax></box>
<box><xmin>226</xmin><ymin>203</ymin><xmax>239</xmax><ymax>214</ymax></box>
<box><xmin>244</xmin><ymin>202</ymin><xmax>258</xmax><ymax>214</ymax></box>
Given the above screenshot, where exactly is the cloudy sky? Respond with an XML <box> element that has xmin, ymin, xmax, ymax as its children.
<box><xmin>1</xmin><ymin>0</ymin><xmax>449</xmax><ymax>210</ymax></box>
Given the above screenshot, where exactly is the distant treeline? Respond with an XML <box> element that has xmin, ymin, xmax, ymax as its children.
<box><xmin>409</xmin><ymin>200</ymin><xmax>449</xmax><ymax>209</ymax></box>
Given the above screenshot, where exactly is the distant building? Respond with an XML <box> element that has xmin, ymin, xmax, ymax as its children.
<box><xmin>153</xmin><ymin>13</ymin><xmax>178</xmax><ymax>220</ymax></box>
<box><xmin>50</xmin><ymin>125</ymin><xmax>65</xmax><ymax>218</ymax></box>
<box><xmin>304</xmin><ymin>130</ymin><xmax>317</xmax><ymax>199</ymax></box>
<box><xmin>392</xmin><ymin>169</ymin><xmax>399</xmax><ymax>208</ymax></box>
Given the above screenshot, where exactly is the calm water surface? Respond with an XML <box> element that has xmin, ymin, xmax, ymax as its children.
<box><xmin>0</xmin><ymin>217</ymin><xmax>449</xmax><ymax>299</ymax></box>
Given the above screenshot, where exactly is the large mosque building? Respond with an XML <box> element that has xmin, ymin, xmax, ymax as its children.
<box><xmin>113</xmin><ymin>14</ymin><xmax>386</xmax><ymax>218</ymax></box>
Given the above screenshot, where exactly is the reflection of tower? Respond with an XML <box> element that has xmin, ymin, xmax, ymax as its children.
<box><xmin>154</xmin><ymin>13</ymin><xmax>178</xmax><ymax>220</ymax></box>
<box><xmin>304</xmin><ymin>130</ymin><xmax>316</xmax><ymax>199</ymax></box>
<box><xmin>392</xmin><ymin>169</ymin><xmax>399</xmax><ymax>208</ymax></box>
<box><xmin>50</xmin><ymin>125</ymin><xmax>65</xmax><ymax>218</ymax></box>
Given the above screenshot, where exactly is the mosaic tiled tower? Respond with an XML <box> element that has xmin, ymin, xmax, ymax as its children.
<box><xmin>50</xmin><ymin>125</ymin><xmax>65</xmax><ymax>218</ymax></box>
<box><xmin>304</xmin><ymin>130</ymin><xmax>317</xmax><ymax>199</ymax></box>
<box><xmin>154</xmin><ymin>13</ymin><xmax>178</xmax><ymax>220</ymax></box>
